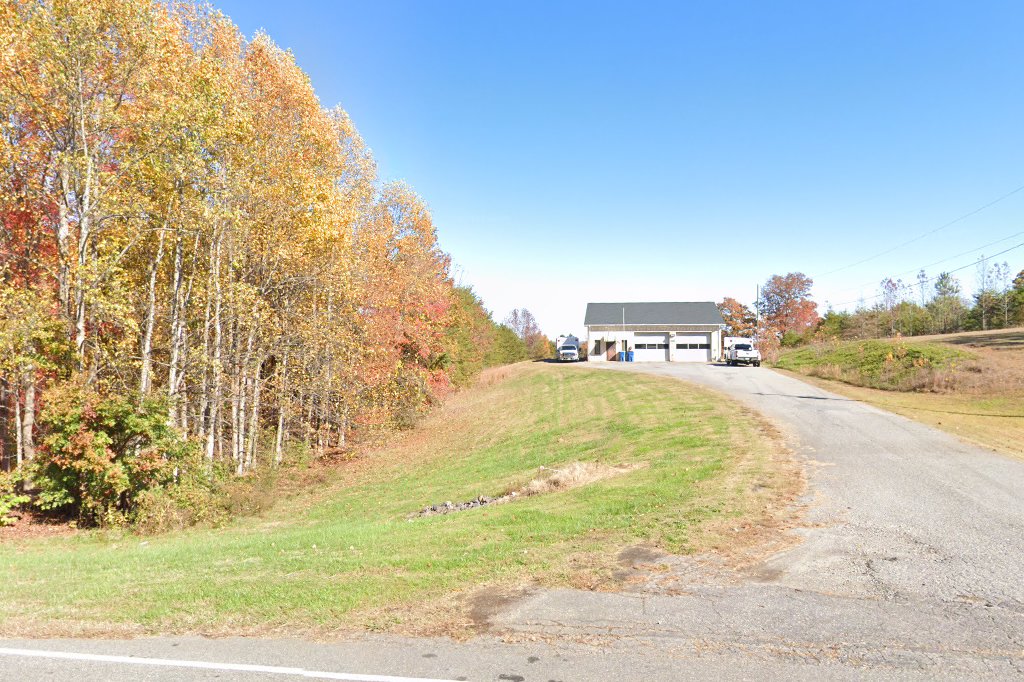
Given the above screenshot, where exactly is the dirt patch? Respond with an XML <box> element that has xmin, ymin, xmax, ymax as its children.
<box><xmin>412</xmin><ymin>461</ymin><xmax>646</xmax><ymax>517</ymax></box>
<box><xmin>617</xmin><ymin>545</ymin><xmax>667</xmax><ymax>567</ymax></box>
<box><xmin>468</xmin><ymin>586</ymin><xmax>533</xmax><ymax>633</ymax></box>
<box><xmin>0</xmin><ymin>510</ymin><xmax>76</xmax><ymax>542</ymax></box>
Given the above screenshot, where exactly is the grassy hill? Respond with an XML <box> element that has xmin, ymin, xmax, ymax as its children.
<box><xmin>773</xmin><ymin>338</ymin><xmax>972</xmax><ymax>391</ymax></box>
<box><xmin>0</xmin><ymin>363</ymin><xmax>796</xmax><ymax>638</ymax></box>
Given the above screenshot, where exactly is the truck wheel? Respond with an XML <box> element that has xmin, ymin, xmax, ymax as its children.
<box><xmin>754</xmin><ymin>361</ymin><xmax>760</xmax><ymax>367</ymax></box>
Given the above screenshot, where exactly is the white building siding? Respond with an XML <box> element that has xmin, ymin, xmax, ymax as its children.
<box><xmin>586</xmin><ymin>328</ymin><xmax>722</xmax><ymax>363</ymax></box>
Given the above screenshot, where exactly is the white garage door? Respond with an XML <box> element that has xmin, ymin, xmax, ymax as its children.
<box><xmin>673</xmin><ymin>334</ymin><xmax>711</xmax><ymax>362</ymax></box>
<box><xmin>633</xmin><ymin>333</ymin><xmax>669</xmax><ymax>361</ymax></box>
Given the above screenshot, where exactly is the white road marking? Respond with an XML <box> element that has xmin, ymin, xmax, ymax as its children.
<box><xmin>0</xmin><ymin>647</ymin><xmax>462</xmax><ymax>681</ymax></box>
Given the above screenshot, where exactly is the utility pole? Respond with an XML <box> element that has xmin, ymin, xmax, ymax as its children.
<box><xmin>755</xmin><ymin>284</ymin><xmax>760</xmax><ymax>325</ymax></box>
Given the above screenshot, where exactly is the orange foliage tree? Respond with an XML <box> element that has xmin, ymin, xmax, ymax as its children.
<box><xmin>756</xmin><ymin>273</ymin><xmax>820</xmax><ymax>358</ymax></box>
<box><xmin>0</xmin><ymin>0</ymin><xmax>508</xmax><ymax>488</ymax></box>
<box><xmin>717</xmin><ymin>297</ymin><xmax>756</xmax><ymax>337</ymax></box>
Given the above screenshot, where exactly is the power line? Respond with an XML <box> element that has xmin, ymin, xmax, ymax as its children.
<box><xmin>815</xmin><ymin>182</ymin><xmax>1024</xmax><ymax>278</ymax></box>
<box><xmin>828</xmin><ymin>240</ymin><xmax>1024</xmax><ymax>309</ymax></box>
<box><xmin>828</xmin><ymin>228</ymin><xmax>1024</xmax><ymax>299</ymax></box>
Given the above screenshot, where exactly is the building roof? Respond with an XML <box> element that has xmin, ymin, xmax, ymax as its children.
<box><xmin>584</xmin><ymin>301</ymin><xmax>724</xmax><ymax>327</ymax></box>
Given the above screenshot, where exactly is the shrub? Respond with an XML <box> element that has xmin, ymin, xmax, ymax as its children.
<box><xmin>129</xmin><ymin>456</ymin><xmax>234</xmax><ymax>533</ymax></box>
<box><xmin>0</xmin><ymin>470</ymin><xmax>29</xmax><ymax>526</ymax></box>
<box><xmin>30</xmin><ymin>381</ymin><xmax>197</xmax><ymax>526</ymax></box>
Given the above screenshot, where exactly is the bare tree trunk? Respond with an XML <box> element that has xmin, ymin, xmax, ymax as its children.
<box><xmin>231</xmin><ymin>372</ymin><xmax>242</xmax><ymax>473</ymax></box>
<box><xmin>74</xmin><ymin>248</ymin><xmax>88</xmax><ymax>369</ymax></box>
<box><xmin>20</xmin><ymin>369</ymin><xmax>35</xmax><ymax>462</ymax></box>
<box><xmin>245</xmin><ymin>363</ymin><xmax>261</xmax><ymax>471</ymax></box>
<box><xmin>305</xmin><ymin>395</ymin><xmax>315</xmax><ymax>448</ymax></box>
<box><xmin>274</xmin><ymin>350</ymin><xmax>287</xmax><ymax>465</ymax></box>
<box><xmin>14</xmin><ymin>390</ymin><xmax>23</xmax><ymax>469</ymax></box>
<box><xmin>167</xmin><ymin>234</ymin><xmax>184</xmax><ymax>416</ymax></box>
<box><xmin>56</xmin><ymin>166</ymin><xmax>72</xmax><ymax>321</ymax></box>
<box><xmin>234</xmin><ymin>309</ymin><xmax>258</xmax><ymax>475</ymax></box>
<box><xmin>74</xmin><ymin>117</ymin><xmax>96</xmax><ymax>372</ymax></box>
<box><xmin>0</xmin><ymin>380</ymin><xmax>9</xmax><ymax>472</ymax></box>
<box><xmin>205</xmin><ymin>236</ymin><xmax>224</xmax><ymax>465</ymax></box>
<box><xmin>139</xmin><ymin>229</ymin><xmax>166</xmax><ymax>396</ymax></box>
<box><xmin>198</xmin><ymin>241</ymin><xmax>213</xmax><ymax>442</ymax></box>
<box><xmin>338</xmin><ymin>407</ymin><xmax>347</xmax><ymax>448</ymax></box>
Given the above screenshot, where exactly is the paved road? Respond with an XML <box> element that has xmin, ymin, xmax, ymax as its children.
<box><xmin>3</xmin><ymin>364</ymin><xmax>1023</xmax><ymax>680</ymax></box>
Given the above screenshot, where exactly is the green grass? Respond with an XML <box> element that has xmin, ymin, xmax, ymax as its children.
<box><xmin>0</xmin><ymin>363</ymin><xmax>786</xmax><ymax>636</ymax></box>
<box><xmin>774</xmin><ymin>338</ymin><xmax>973</xmax><ymax>391</ymax></box>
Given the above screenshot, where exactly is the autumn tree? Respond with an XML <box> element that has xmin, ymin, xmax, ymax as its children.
<box><xmin>717</xmin><ymin>297</ymin><xmax>756</xmax><ymax>337</ymax></box>
<box><xmin>0</xmin><ymin>0</ymin><xmax>516</xmax><ymax>523</ymax></box>
<box><xmin>756</xmin><ymin>273</ymin><xmax>819</xmax><ymax>356</ymax></box>
<box><xmin>504</xmin><ymin>308</ymin><xmax>550</xmax><ymax>359</ymax></box>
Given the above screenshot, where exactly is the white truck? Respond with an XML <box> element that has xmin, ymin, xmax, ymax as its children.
<box><xmin>725</xmin><ymin>339</ymin><xmax>761</xmax><ymax>367</ymax></box>
<box><xmin>556</xmin><ymin>334</ymin><xmax>581</xmax><ymax>362</ymax></box>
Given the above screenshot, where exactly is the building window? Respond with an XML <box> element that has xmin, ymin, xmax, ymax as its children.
<box><xmin>594</xmin><ymin>340</ymin><xmax>602</xmax><ymax>355</ymax></box>
<box><xmin>675</xmin><ymin>344</ymin><xmax>684</xmax><ymax>350</ymax></box>
<box><xmin>656</xmin><ymin>343</ymin><xmax>668</xmax><ymax>349</ymax></box>
<box><xmin>698</xmin><ymin>343</ymin><xmax>710</xmax><ymax>349</ymax></box>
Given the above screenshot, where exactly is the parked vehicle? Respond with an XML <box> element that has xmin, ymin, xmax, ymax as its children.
<box><xmin>556</xmin><ymin>334</ymin><xmax>581</xmax><ymax>362</ymax></box>
<box><xmin>726</xmin><ymin>341</ymin><xmax>761</xmax><ymax>366</ymax></box>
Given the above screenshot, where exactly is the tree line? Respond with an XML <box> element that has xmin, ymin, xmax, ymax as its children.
<box><xmin>0</xmin><ymin>0</ymin><xmax>529</xmax><ymax>526</ymax></box>
<box><xmin>719</xmin><ymin>261</ymin><xmax>1024</xmax><ymax>359</ymax></box>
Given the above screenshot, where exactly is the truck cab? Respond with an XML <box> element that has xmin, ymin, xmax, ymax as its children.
<box><xmin>557</xmin><ymin>344</ymin><xmax>580</xmax><ymax>362</ymax></box>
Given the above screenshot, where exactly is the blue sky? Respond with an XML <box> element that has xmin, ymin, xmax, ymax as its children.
<box><xmin>215</xmin><ymin>0</ymin><xmax>1024</xmax><ymax>335</ymax></box>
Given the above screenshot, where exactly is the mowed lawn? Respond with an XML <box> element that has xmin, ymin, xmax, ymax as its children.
<box><xmin>0</xmin><ymin>363</ymin><xmax>792</xmax><ymax>637</ymax></box>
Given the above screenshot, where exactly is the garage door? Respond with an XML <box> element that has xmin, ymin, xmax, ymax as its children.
<box><xmin>673</xmin><ymin>334</ymin><xmax>711</xmax><ymax>362</ymax></box>
<box><xmin>633</xmin><ymin>333</ymin><xmax>669</xmax><ymax>361</ymax></box>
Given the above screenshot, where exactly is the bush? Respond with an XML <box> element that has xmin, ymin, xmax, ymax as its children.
<box><xmin>780</xmin><ymin>330</ymin><xmax>804</xmax><ymax>347</ymax></box>
<box><xmin>129</xmin><ymin>456</ymin><xmax>234</xmax><ymax>533</ymax></box>
<box><xmin>30</xmin><ymin>381</ymin><xmax>197</xmax><ymax>526</ymax></box>
<box><xmin>0</xmin><ymin>470</ymin><xmax>29</xmax><ymax>526</ymax></box>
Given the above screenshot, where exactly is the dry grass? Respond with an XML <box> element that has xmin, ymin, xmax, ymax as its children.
<box><xmin>680</xmin><ymin>408</ymin><xmax>806</xmax><ymax>569</ymax></box>
<box><xmin>517</xmin><ymin>461</ymin><xmax>646</xmax><ymax>496</ymax></box>
<box><xmin>909</xmin><ymin>326</ymin><xmax>1024</xmax><ymax>349</ymax></box>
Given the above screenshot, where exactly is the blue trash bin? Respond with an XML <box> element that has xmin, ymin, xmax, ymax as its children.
<box><xmin>618</xmin><ymin>351</ymin><xmax>625</xmax><ymax>362</ymax></box>
<box><xmin>627</xmin><ymin>351</ymin><xmax>635</xmax><ymax>362</ymax></box>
